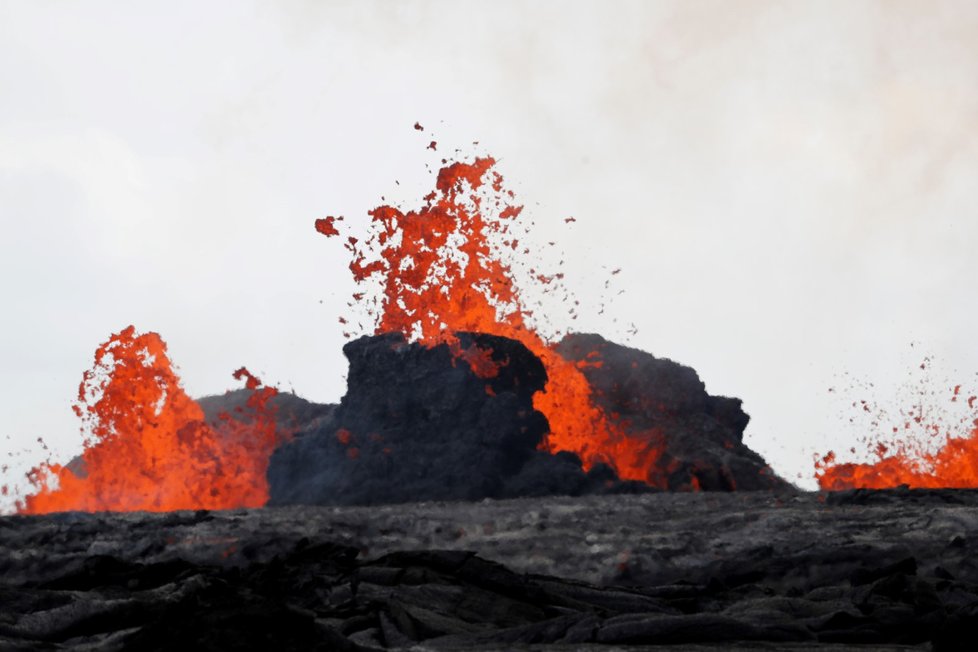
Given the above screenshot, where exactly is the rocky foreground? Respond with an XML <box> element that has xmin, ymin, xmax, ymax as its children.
<box><xmin>2</xmin><ymin>489</ymin><xmax>978</xmax><ymax>650</ymax></box>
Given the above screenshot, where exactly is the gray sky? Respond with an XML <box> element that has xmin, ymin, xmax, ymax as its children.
<box><xmin>2</xmin><ymin>0</ymin><xmax>977</xmax><ymax>501</ymax></box>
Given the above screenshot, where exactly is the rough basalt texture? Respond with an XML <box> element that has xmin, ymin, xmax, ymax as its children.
<box><xmin>557</xmin><ymin>333</ymin><xmax>790</xmax><ymax>491</ymax></box>
<box><xmin>268</xmin><ymin>332</ymin><xmax>644</xmax><ymax>506</ymax></box>
<box><xmin>267</xmin><ymin>332</ymin><xmax>787</xmax><ymax>506</ymax></box>
<box><xmin>2</xmin><ymin>490</ymin><xmax>978</xmax><ymax>649</ymax></box>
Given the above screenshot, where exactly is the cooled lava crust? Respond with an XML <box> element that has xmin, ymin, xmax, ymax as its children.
<box><xmin>2</xmin><ymin>489</ymin><xmax>977</xmax><ymax>650</ymax></box>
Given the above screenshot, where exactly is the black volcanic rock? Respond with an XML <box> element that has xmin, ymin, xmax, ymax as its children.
<box><xmin>268</xmin><ymin>330</ymin><xmax>788</xmax><ymax>505</ymax></box>
<box><xmin>5</xmin><ymin>490</ymin><xmax>978</xmax><ymax>650</ymax></box>
<box><xmin>556</xmin><ymin>333</ymin><xmax>790</xmax><ymax>491</ymax></box>
<box><xmin>268</xmin><ymin>332</ymin><xmax>640</xmax><ymax>506</ymax></box>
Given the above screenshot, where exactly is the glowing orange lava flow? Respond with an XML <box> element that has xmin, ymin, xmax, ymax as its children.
<box><xmin>19</xmin><ymin>326</ymin><xmax>281</xmax><ymax>513</ymax></box>
<box><xmin>816</xmin><ymin>385</ymin><xmax>978</xmax><ymax>489</ymax></box>
<box><xmin>320</xmin><ymin>157</ymin><xmax>665</xmax><ymax>484</ymax></box>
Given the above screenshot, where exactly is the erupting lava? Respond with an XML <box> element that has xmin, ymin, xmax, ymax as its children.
<box><xmin>816</xmin><ymin>375</ymin><xmax>978</xmax><ymax>489</ymax></box>
<box><xmin>319</xmin><ymin>157</ymin><xmax>668</xmax><ymax>485</ymax></box>
<box><xmin>19</xmin><ymin>326</ymin><xmax>282</xmax><ymax>513</ymax></box>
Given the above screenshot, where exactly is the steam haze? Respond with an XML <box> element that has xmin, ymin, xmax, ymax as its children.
<box><xmin>2</xmin><ymin>0</ymin><xmax>977</xmax><ymax>497</ymax></box>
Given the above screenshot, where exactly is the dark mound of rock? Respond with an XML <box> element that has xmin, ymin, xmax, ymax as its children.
<box><xmin>556</xmin><ymin>333</ymin><xmax>790</xmax><ymax>491</ymax></box>
<box><xmin>196</xmin><ymin>388</ymin><xmax>336</xmax><ymax>433</ymax></box>
<box><xmin>268</xmin><ymin>332</ymin><xmax>643</xmax><ymax>506</ymax></box>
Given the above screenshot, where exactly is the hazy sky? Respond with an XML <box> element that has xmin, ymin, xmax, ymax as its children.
<box><xmin>2</xmin><ymin>0</ymin><xmax>977</xmax><ymax>500</ymax></box>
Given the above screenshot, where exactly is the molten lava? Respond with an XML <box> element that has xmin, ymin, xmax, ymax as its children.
<box><xmin>19</xmin><ymin>326</ymin><xmax>282</xmax><ymax>513</ymax></box>
<box><xmin>816</xmin><ymin>428</ymin><xmax>978</xmax><ymax>490</ymax></box>
<box><xmin>319</xmin><ymin>157</ymin><xmax>667</xmax><ymax>485</ymax></box>
<box><xmin>816</xmin><ymin>379</ymin><xmax>978</xmax><ymax>489</ymax></box>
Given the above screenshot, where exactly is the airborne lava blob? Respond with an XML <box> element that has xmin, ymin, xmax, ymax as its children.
<box><xmin>19</xmin><ymin>326</ymin><xmax>282</xmax><ymax>513</ymax></box>
<box><xmin>318</xmin><ymin>157</ymin><xmax>670</xmax><ymax>486</ymax></box>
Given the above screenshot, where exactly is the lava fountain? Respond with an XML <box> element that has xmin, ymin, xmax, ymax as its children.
<box><xmin>816</xmin><ymin>372</ymin><xmax>978</xmax><ymax>489</ymax></box>
<box><xmin>317</xmin><ymin>157</ymin><xmax>670</xmax><ymax>486</ymax></box>
<box><xmin>19</xmin><ymin>326</ymin><xmax>282</xmax><ymax>513</ymax></box>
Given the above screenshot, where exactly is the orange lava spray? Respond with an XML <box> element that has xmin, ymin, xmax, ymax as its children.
<box><xmin>19</xmin><ymin>326</ymin><xmax>282</xmax><ymax>513</ymax></box>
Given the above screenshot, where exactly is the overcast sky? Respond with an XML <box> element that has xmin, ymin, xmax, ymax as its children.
<box><xmin>2</xmin><ymin>0</ymin><xmax>977</xmax><ymax>500</ymax></box>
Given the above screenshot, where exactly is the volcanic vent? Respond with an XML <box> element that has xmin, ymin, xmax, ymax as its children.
<box><xmin>297</xmin><ymin>154</ymin><xmax>789</xmax><ymax>503</ymax></box>
<box><xmin>302</xmin><ymin>157</ymin><xmax>787</xmax><ymax>503</ymax></box>
<box><xmin>269</xmin><ymin>330</ymin><xmax>788</xmax><ymax>505</ymax></box>
<box><xmin>816</xmin><ymin>363</ymin><xmax>978</xmax><ymax>490</ymax></box>
<box><xmin>269</xmin><ymin>332</ymin><xmax>641</xmax><ymax>505</ymax></box>
<box><xmin>9</xmin><ymin>151</ymin><xmax>789</xmax><ymax>515</ymax></box>
<box><xmin>17</xmin><ymin>327</ymin><xmax>286</xmax><ymax>514</ymax></box>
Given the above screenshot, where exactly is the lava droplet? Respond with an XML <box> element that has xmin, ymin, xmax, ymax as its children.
<box><xmin>314</xmin><ymin>216</ymin><xmax>342</xmax><ymax>237</ymax></box>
